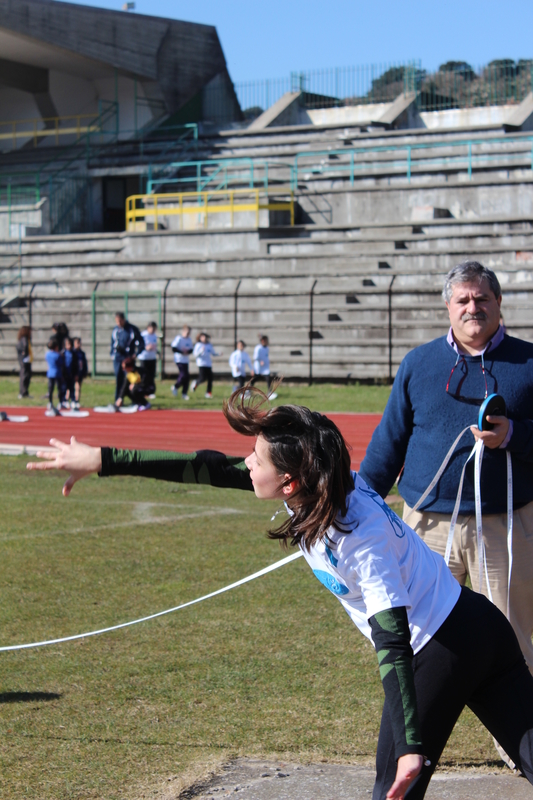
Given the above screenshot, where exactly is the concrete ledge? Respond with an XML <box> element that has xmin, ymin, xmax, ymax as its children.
<box><xmin>373</xmin><ymin>92</ymin><xmax>420</xmax><ymax>129</ymax></box>
<box><xmin>504</xmin><ymin>92</ymin><xmax>533</xmax><ymax>131</ymax></box>
<box><xmin>247</xmin><ymin>91</ymin><xmax>303</xmax><ymax>131</ymax></box>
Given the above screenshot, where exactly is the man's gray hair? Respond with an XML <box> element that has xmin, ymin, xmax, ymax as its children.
<box><xmin>442</xmin><ymin>261</ymin><xmax>502</xmax><ymax>303</ymax></box>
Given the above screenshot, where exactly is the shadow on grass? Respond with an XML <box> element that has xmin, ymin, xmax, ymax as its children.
<box><xmin>0</xmin><ymin>691</ymin><xmax>62</xmax><ymax>703</ymax></box>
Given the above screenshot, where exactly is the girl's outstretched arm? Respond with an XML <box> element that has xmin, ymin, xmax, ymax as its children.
<box><xmin>27</xmin><ymin>437</ymin><xmax>253</xmax><ymax>496</ymax></box>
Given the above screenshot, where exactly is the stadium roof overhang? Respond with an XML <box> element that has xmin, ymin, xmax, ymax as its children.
<box><xmin>0</xmin><ymin>0</ymin><xmax>232</xmax><ymax>114</ymax></box>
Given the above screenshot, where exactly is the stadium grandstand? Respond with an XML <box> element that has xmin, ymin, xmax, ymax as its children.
<box><xmin>1</xmin><ymin>0</ymin><xmax>533</xmax><ymax>381</ymax></box>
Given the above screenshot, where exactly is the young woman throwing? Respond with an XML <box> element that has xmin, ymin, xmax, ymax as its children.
<box><xmin>27</xmin><ymin>388</ymin><xmax>533</xmax><ymax>800</ymax></box>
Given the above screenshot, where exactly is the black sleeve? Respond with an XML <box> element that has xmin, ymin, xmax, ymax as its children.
<box><xmin>368</xmin><ymin>607</ymin><xmax>424</xmax><ymax>760</ymax></box>
<box><xmin>100</xmin><ymin>447</ymin><xmax>254</xmax><ymax>492</ymax></box>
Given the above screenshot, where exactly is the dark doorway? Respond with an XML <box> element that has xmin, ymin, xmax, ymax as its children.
<box><xmin>103</xmin><ymin>176</ymin><xmax>144</xmax><ymax>232</ymax></box>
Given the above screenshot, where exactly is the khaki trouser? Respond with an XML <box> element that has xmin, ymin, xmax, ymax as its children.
<box><xmin>403</xmin><ymin>500</ymin><xmax>533</xmax><ymax>674</ymax></box>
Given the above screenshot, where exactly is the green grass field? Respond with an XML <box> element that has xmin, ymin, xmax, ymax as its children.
<box><xmin>0</xmin><ymin>374</ymin><xmax>392</xmax><ymax>414</ymax></box>
<box><xmin>0</xmin><ymin>381</ymin><xmax>498</xmax><ymax>799</ymax></box>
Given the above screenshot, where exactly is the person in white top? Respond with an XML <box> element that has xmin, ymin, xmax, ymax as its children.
<box><xmin>29</xmin><ymin>388</ymin><xmax>533</xmax><ymax>800</ymax></box>
<box><xmin>252</xmin><ymin>335</ymin><xmax>277</xmax><ymax>399</ymax></box>
<box><xmin>192</xmin><ymin>332</ymin><xmax>220</xmax><ymax>398</ymax></box>
<box><xmin>171</xmin><ymin>325</ymin><xmax>193</xmax><ymax>400</ymax></box>
<box><xmin>229</xmin><ymin>340</ymin><xmax>254</xmax><ymax>389</ymax></box>
<box><xmin>137</xmin><ymin>321</ymin><xmax>158</xmax><ymax>398</ymax></box>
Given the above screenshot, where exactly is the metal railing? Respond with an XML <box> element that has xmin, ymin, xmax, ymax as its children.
<box><xmin>200</xmin><ymin>59</ymin><xmax>533</xmax><ymax>125</ymax></box>
<box><xmin>0</xmin><ymin>101</ymin><xmax>119</xmax><ymax>153</ymax></box>
<box><xmin>292</xmin><ymin>134</ymin><xmax>533</xmax><ymax>186</ymax></box>
<box><xmin>126</xmin><ymin>188</ymin><xmax>295</xmax><ymax>231</ymax></box>
<box><xmin>0</xmin><ymin>113</ymin><xmax>103</xmax><ymax>149</ymax></box>
<box><xmin>0</xmin><ymin>101</ymin><xmax>119</xmax><ymax>235</ymax></box>
<box><xmin>147</xmin><ymin>158</ymin><xmax>294</xmax><ymax>195</ymax></box>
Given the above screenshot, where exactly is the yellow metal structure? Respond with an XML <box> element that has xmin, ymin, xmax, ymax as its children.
<box><xmin>126</xmin><ymin>188</ymin><xmax>295</xmax><ymax>232</ymax></box>
<box><xmin>0</xmin><ymin>114</ymin><xmax>100</xmax><ymax>147</ymax></box>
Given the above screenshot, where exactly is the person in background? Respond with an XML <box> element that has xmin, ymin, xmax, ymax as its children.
<box><xmin>51</xmin><ymin>322</ymin><xmax>70</xmax><ymax>407</ymax></box>
<box><xmin>61</xmin><ymin>337</ymin><xmax>76</xmax><ymax>409</ymax></box>
<box><xmin>192</xmin><ymin>332</ymin><xmax>220</xmax><ymax>399</ymax></box>
<box><xmin>252</xmin><ymin>335</ymin><xmax>277</xmax><ymax>399</ymax></box>
<box><xmin>72</xmin><ymin>337</ymin><xmax>88</xmax><ymax>411</ymax></box>
<box><xmin>229</xmin><ymin>340</ymin><xmax>254</xmax><ymax>389</ymax></box>
<box><xmin>16</xmin><ymin>325</ymin><xmax>32</xmax><ymax>399</ymax></box>
<box><xmin>115</xmin><ymin>356</ymin><xmax>151</xmax><ymax>411</ymax></box>
<box><xmin>138</xmin><ymin>321</ymin><xmax>158</xmax><ymax>399</ymax></box>
<box><xmin>171</xmin><ymin>325</ymin><xmax>193</xmax><ymax>401</ymax></box>
<box><xmin>51</xmin><ymin>321</ymin><xmax>69</xmax><ymax>352</ymax></box>
<box><xmin>45</xmin><ymin>338</ymin><xmax>61</xmax><ymax>413</ymax></box>
<box><xmin>110</xmin><ymin>312</ymin><xmax>144</xmax><ymax>402</ymax></box>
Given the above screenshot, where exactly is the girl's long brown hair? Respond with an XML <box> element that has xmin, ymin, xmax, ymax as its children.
<box><xmin>223</xmin><ymin>386</ymin><xmax>354</xmax><ymax>550</ymax></box>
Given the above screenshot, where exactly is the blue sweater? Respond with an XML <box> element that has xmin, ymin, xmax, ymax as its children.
<box><xmin>359</xmin><ymin>334</ymin><xmax>533</xmax><ymax>515</ymax></box>
<box><xmin>45</xmin><ymin>350</ymin><xmax>61</xmax><ymax>379</ymax></box>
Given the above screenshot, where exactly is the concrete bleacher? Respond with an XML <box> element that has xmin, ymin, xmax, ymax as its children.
<box><xmin>2</xmin><ymin>113</ymin><xmax>533</xmax><ymax>381</ymax></box>
<box><xmin>1</xmin><ymin>202</ymin><xmax>532</xmax><ymax>380</ymax></box>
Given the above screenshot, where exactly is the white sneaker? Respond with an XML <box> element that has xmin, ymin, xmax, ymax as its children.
<box><xmin>191</xmin><ymin>380</ymin><xmax>198</xmax><ymax>392</ymax></box>
<box><xmin>148</xmin><ymin>394</ymin><xmax>156</xmax><ymax>400</ymax></box>
<box><xmin>268</xmin><ymin>392</ymin><xmax>278</xmax><ymax>400</ymax></box>
<box><xmin>182</xmin><ymin>394</ymin><xmax>190</xmax><ymax>401</ymax></box>
<box><xmin>138</xmin><ymin>402</ymin><xmax>151</xmax><ymax>411</ymax></box>
<box><xmin>171</xmin><ymin>386</ymin><xmax>178</xmax><ymax>396</ymax></box>
<box><xmin>205</xmin><ymin>392</ymin><xmax>212</xmax><ymax>399</ymax></box>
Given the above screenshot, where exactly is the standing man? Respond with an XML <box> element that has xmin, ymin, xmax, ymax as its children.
<box><xmin>110</xmin><ymin>312</ymin><xmax>144</xmax><ymax>401</ymax></box>
<box><xmin>359</xmin><ymin>261</ymin><xmax>533</xmax><ymax>683</ymax></box>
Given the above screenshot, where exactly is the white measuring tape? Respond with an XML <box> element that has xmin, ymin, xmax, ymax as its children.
<box><xmin>406</xmin><ymin>427</ymin><xmax>513</xmax><ymax>618</ymax></box>
<box><xmin>0</xmin><ymin>551</ymin><xmax>303</xmax><ymax>652</ymax></box>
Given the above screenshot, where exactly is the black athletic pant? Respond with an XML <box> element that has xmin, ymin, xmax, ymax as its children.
<box><xmin>47</xmin><ymin>377</ymin><xmax>59</xmax><ymax>405</ymax></box>
<box><xmin>195</xmin><ymin>366</ymin><xmax>213</xmax><ymax>393</ymax></box>
<box><xmin>19</xmin><ymin>363</ymin><xmax>31</xmax><ymax>396</ymax></box>
<box><xmin>174</xmin><ymin>363</ymin><xmax>190</xmax><ymax>396</ymax></box>
<box><xmin>141</xmin><ymin>360</ymin><xmax>156</xmax><ymax>396</ymax></box>
<box><xmin>251</xmin><ymin>373</ymin><xmax>272</xmax><ymax>391</ymax></box>
<box><xmin>373</xmin><ymin>587</ymin><xmax>533</xmax><ymax>800</ymax></box>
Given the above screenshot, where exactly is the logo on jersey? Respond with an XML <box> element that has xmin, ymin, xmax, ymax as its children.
<box><xmin>359</xmin><ymin>485</ymin><xmax>406</xmax><ymax>538</ymax></box>
<box><xmin>313</xmin><ymin>569</ymin><xmax>349</xmax><ymax>596</ymax></box>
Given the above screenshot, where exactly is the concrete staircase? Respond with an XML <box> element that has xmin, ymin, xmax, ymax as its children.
<box><xmin>1</xmin><ymin>212</ymin><xmax>532</xmax><ymax>381</ymax></box>
<box><xmin>1</xmin><ymin>119</ymin><xmax>532</xmax><ymax>381</ymax></box>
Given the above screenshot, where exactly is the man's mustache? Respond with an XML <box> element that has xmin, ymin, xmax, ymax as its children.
<box><xmin>461</xmin><ymin>312</ymin><xmax>487</xmax><ymax>322</ymax></box>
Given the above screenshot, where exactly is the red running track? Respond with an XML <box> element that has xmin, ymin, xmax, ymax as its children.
<box><xmin>0</xmin><ymin>407</ymin><xmax>381</xmax><ymax>469</ymax></box>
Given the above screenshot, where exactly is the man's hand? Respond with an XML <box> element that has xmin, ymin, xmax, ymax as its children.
<box><xmin>386</xmin><ymin>754</ymin><xmax>423</xmax><ymax>800</ymax></box>
<box><xmin>471</xmin><ymin>415</ymin><xmax>510</xmax><ymax>449</ymax></box>
<box><xmin>26</xmin><ymin>436</ymin><xmax>102</xmax><ymax>496</ymax></box>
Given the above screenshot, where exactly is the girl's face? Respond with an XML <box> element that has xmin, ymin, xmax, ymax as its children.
<box><xmin>245</xmin><ymin>436</ymin><xmax>290</xmax><ymax>501</ymax></box>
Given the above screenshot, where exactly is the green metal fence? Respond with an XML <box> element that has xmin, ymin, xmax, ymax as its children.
<box><xmin>203</xmin><ymin>59</ymin><xmax>533</xmax><ymax>124</ymax></box>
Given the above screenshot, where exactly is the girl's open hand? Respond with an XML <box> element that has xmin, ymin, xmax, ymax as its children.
<box><xmin>386</xmin><ymin>754</ymin><xmax>423</xmax><ymax>800</ymax></box>
<box><xmin>26</xmin><ymin>436</ymin><xmax>102</xmax><ymax>496</ymax></box>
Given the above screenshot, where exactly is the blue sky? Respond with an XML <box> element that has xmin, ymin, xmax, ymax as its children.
<box><xmin>62</xmin><ymin>0</ymin><xmax>533</xmax><ymax>83</ymax></box>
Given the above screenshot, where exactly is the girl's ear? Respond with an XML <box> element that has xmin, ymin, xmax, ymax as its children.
<box><xmin>282</xmin><ymin>476</ymin><xmax>298</xmax><ymax>496</ymax></box>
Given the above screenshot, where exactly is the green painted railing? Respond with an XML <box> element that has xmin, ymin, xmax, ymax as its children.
<box><xmin>292</xmin><ymin>134</ymin><xmax>533</xmax><ymax>187</ymax></box>
<box><xmin>147</xmin><ymin>158</ymin><xmax>294</xmax><ymax>195</ymax></box>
